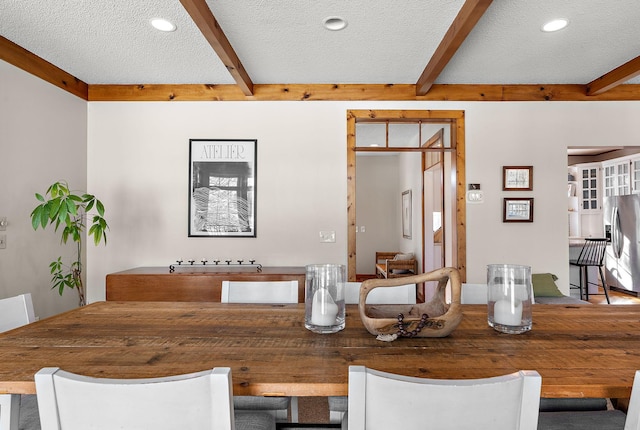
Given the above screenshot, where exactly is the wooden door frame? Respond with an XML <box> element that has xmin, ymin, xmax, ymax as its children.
<box><xmin>422</xmin><ymin>128</ymin><xmax>446</xmax><ymax>275</ymax></box>
<box><xmin>346</xmin><ymin>109</ymin><xmax>466</xmax><ymax>283</ymax></box>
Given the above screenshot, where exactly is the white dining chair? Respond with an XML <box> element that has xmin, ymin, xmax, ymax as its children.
<box><xmin>343</xmin><ymin>365</ymin><xmax>542</xmax><ymax>430</ymax></box>
<box><xmin>220</xmin><ymin>280</ymin><xmax>298</xmax><ymax>422</ymax></box>
<box><xmin>0</xmin><ymin>293</ymin><xmax>36</xmax><ymax>332</ymax></box>
<box><xmin>538</xmin><ymin>369</ymin><xmax>640</xmax><ymax>430</ymax></box>
<box><xmin>329</xmin><ymin>282</ymin><xmax>417</xmax><ymax>423</ymax></box>
<box><xmin>460</xmin><ymin>283</ymin><xmax>535</xmax><ymax>305</ymax></box>
<box><xmin>221</xmin><ymin>280</ymin><xmax>299</xmax><ymax>304</ymax></box>
<box><xmin>0</xmin><ymin>293</ymin><xmax>37</xmax><ymax>430</ymax></box>
<box><xmin>344</xmin><ymin>282</ymin><xmax>416</xmax><ymax>305</ymax></box>
<box><xmin>35</xmin><ymin>367</ymin><xmax>275</xmax><ymax>430</ymax></box>
<box><xmin>460</xmin><ymin>283</ymin><xmax>488</xmax><ymax>304</ymax></box>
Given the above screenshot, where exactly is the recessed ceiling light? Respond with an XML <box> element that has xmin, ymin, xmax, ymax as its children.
<box><xmin>323</xmin><ymin>16</ymin><xmax>348</xmax><ymax>31</ymax></box>
<box><xmin>151</xmin><ymin>18</ymin><xmax>177</xmax><ymax>32</ymax></box>
<box><xmin>542</xmin><ymin>19</ymin><xmax>568</xmax><ymax>32</ymax></box>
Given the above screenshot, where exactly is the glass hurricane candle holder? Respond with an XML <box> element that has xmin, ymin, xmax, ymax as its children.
<box><xmin>487</xmin><ymin>264</ymin><xmax>532</xmax><ymax>334</ymax></box>
<box><xmin>305</xmin><ymin>264</ymin><xmax>346</xmax><ymax>334</ymax></box>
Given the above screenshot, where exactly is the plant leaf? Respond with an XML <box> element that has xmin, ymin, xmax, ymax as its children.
<box><xmin>31</xmin><ymin>206</ymin><xmax>43</xmax><ymax>230</ymax></box>
<box><xmin>66</xmin><ymin>197</ymin><xmax>79</xmax><ymax>217</ymax></box>
<box><xmin>96</xmin><ymin>200</ymin><xmax>105</xmax><ymax>217</ymax></box>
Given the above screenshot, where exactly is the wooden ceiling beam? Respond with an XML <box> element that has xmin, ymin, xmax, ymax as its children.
<box><xmin>0</xmin><ymin>36</ymin><xmax>88</xmax><ymax>100</ymax></box>
<box><xmin>179</xmin><ymin>0</ymin><xmax>254</xmax><ymax>96</ymax></box>
<box><xmin>88</xmin><ymin>83</ymin><xmax>640</xmax><ymax>102</ymax></box>
<box><xmin>416</xmin><ymin>0</ymin><xmax>493</xmax><ymax>96</ymax></box>
<box><xmin>586</xmin><ymin>55</ymin><xmax>640</xmax><ymax>96</ymax></box>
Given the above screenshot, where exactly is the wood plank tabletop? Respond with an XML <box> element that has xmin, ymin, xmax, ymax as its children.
<box><xmin>1</xmin><ymin>301</ymin><xmax>640</xmax><ymax>399</ymax></box>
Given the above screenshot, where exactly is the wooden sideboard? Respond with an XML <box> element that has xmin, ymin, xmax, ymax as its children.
<box><xmin>106</xmin><ymin>266</ymin><xmax>307</xmax><ymax>303</ymax></box>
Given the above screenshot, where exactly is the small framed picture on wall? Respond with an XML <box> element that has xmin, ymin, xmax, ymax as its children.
<box><xmin>503</xmin><ymin>166</ymin><xmax>533</xmax><ymax>191</ymax></box>
<box><xmin>503</xmin><ymin>198</ymin><xmax>534</xmax><ymax>223</ymax></box>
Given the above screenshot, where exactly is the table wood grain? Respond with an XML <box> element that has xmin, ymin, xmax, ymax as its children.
<box><xmin>1</xmin><ymin>302</ymin><xmax>639</xmax><ymax>399</ymax></box>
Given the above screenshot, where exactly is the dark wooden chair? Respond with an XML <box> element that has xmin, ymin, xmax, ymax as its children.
<box><xmin>569</xmin><ymin>238</ymin><xmax>610</xmax><ymax>304</ymax></box>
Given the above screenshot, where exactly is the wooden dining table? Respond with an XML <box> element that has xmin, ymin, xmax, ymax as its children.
<box><xmin>1</xmin><ymin>301</ymin><xmax>640</xmax><ymax>401</ymax></box>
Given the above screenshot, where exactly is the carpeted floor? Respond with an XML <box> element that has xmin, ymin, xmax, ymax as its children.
<box><xmin>297</xmin><ymin>397</ymin><xmax>330</xmax><ymax>423</ymax></box>
<box><xmin>277</xmin><ymin>397</ymin><xmax>341</xmax><ymax>429</ymax></box>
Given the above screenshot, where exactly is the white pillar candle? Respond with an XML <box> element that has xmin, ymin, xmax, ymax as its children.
<box><xmin>311</xmin><ymin>288</ymin><xmax>338</xmax><ymax>326</ymax></box>
<box><xmin>493</xmin><ymin>298</ymin><xmax>523</xmax><ymax>326</ymax></box>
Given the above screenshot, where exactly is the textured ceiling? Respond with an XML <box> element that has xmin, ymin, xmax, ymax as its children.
<box><xmin>1</xmin><ymin>0</ymin><xmax>640</xmax><ymax>87</ymax></box>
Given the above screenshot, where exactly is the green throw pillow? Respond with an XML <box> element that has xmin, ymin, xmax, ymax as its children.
<box><xmin>532</xmin><ymin>273</ymin><xmax>564</xmax><ymax>297</ymax></box>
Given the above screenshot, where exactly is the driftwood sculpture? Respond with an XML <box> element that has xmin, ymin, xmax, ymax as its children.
<box><xmin>359</xmin><ymin>267</ymin><xmax>463</xmax><ymax>341</ymax></box>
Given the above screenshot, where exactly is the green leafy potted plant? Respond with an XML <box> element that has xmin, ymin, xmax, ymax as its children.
<box><xmin>30</xmin><ymin>181</ymin><xmax>108</xmax><ymax>306</ymax></box>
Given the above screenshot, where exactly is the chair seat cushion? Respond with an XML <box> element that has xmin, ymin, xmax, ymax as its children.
<box><xmin>235</xmin><ymin>410</ymin><xmax>276</xmax><ymax>430</ymax></box>
<box><xmin>539</xmin><ymin>397</ymin><xmax>607</xmax><ymax>412</ymax></box>
<box><xmin>537</xmin><ymin>410</ymin><xmax>626</xmax><ymax>430</ymax></box>
<box><xmin>18</xmin><ymin>395</ymin><xmax>40</xmax><ymax>430</ymax></box>
<box><xmin>234</xmin><ymin>396</ymin><xmax>290</xmax><ymax>410</ymax></box>
<box><xmin>328</xmin><ymin>395</ymin><xmax>348</xmax><ymax>412</ymax></box>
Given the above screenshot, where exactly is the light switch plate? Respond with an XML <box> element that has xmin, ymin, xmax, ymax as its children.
<box><xmin>319</xmin><ymin>231</ymin><xmax>336</xmax><ymax>243</ymax></box>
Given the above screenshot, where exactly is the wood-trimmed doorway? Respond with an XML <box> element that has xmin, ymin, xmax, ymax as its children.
<box><xmin>346</xmin><ymin>109</ymin><xmax>466</xmax><ymax>300</ymax></box>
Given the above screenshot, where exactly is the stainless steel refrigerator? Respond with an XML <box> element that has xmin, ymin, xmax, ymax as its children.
<box><xmin>603</xmin><ymin>194</ymin><xmax>640</xmax><ymax>295</ymax></box>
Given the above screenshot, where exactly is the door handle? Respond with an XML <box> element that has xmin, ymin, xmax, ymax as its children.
<box><xmin>612</xmin><ymin>207</ymin><xmax>622</xmax><ymax>258</ymax></box>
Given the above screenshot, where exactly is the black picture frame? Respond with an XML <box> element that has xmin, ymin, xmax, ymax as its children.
<box><xmin>188</xmin><ymin>139</ymin><xmax>257</xmax><ymax>237</ymax></box>
<box><xmin>503</xmin><ymin>198</ymin><xmax>534</xmax><ymax>223</ymax></box>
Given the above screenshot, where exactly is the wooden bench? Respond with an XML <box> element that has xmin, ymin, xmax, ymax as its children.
<box><xmin>374</xmin><ymin>252</ymin><xmax>418</xmax><ymax>279</ymax></box>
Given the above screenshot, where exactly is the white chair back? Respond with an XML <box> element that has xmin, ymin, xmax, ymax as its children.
<box><xmin>0</xmin><ymin>293</ymin><xmax>36</xmax><ymax>332</ymax></box>
<box><xmin>346</xmin><ymin>365</ymin><xmax>541</xmax><ymax>430</ymax></box>
<box><xmin>221</xmin><ymin>281</ymin><xmax>298</xmax><ymax>304</ymax></box>
<box><xmin>460</xmin><ymin>283</ymin><xmax>536</xmax><ymax>305</ymax></box>
<box><xmin>460</xmin><ymin>283</ymin><xmax>488</xmax><ymax>304</ymax></box>
<box><xmin>35</xmin><ymin>367</ymin><xmax>235</xmax><ymax>430</ymax></box>
<box><xmin>344</xmin><ymin>282</ymin><xmax>416</xmax><ymax>305</ymax></box>
<box><xmin>623</xmin><ymin>370</ymin><xmax>640</xmax><ymax>430</ymax></box>
<box><xmin>0</xmin><ymin>295</ymin><xmax>36</xmax><ymax>430</ymax></box>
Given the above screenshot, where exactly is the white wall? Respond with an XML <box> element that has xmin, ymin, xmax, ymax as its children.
<box><xmin>86</xmin><ymin>100</ymin><xmax>640</xmax><ymax>300</ymax></box>
<box><xmin>0</xmin><ymin>60</ymin><xmax>87</xmax><ymax>318</ymax></box>
<box><xmin>398</xmin><ymin>151</ymin><xmax>423</xmax><ymax>262</ymax></box>
<box><xmin>355</xmin><ymin>155</ymin><xmax>400</xmax><ymax>274</ymax></box>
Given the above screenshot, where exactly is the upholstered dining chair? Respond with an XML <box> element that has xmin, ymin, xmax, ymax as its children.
<box><xmin>0</xmin><ymin>293</ymin><xmax>36</xmax><ymax>332</ymax></box>
<box><xmin>342</xmin><ymin>365</ymin><xmax>542</xmax><ymax>430</ymax></box>
<box><xmin>343</xmin><ymin>282</ymin><xmax>416</xmax><ymax>305</ymax></box>
<box><xmin>221</xmin><ymin>280</ymin><xmax>299</xmax><ymax>304</ymax></box>
<box><xmin>0</xmin><ymin>293</ymin><xmax>37</xmax><ymax>430</ymax></box>
<box><xmin>328</xmin><ymin>282</ymin><xmax>417</xmax><ymax>423</ymax></box>
<box><xmin>221</xmin><ymin>280</ymin><xmax>299</xmax><ymax>422</ymax></box>
<box><xmin>35</xmin><ymin>367</ymin><xmax>275</xmax><ymax>430</ymax></box>
<box><xmin>538</xmin><ymin>369</ymin><xmax>640</xmax><ymax>430</ymax></box>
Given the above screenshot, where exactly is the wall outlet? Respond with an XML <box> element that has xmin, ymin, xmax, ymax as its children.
<box><xmin>0</xmin><ymin>235</ymin><xmax>6</xmax><ymax>249</ymax></box>
<box><xmin>319</xmin><ymin>231</ymin><xmax>336</xmax><ymax>243</ymax></box>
